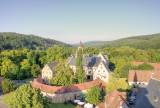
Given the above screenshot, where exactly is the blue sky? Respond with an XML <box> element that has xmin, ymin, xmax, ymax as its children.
<box><xmin>0</xmin><ymin>0</ymin><xmax>160</xmax><ymax>43</ymax></box>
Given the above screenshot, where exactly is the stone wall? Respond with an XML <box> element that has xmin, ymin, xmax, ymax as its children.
<box><xmin>32</xmin><ymin>78</ymin><xmax>106</xmax><ymax>103</ymax></box>
<box><xmin>41</xmin><ymin>91</ymin><xmax>86</xmax><ymax>103</ymax></box>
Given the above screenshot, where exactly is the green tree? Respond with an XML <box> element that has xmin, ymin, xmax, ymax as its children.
<box><xmin>1</xmin><ymin>79</ymin><xmax>14</xmax><ymax>94</ymax></box>
<box><xmin>1</xmin><ymin>58</ymin><xmax>18</xmax><ymax>79</ymax></box>
<box><xmin>75</xmin><ymin>48</ymin><xmax>85</xmax><ymax>83</ymax></box>
<box><xmin>3</xmin><ymin>84</ymin><xmax>44</xmax><ymax>108</ymax></box>
<box><xmin>50</xmin><ymin>61</ymin><xmax>73</xmax><ymax>86</ymax></box>
<box><xmin>46</xmin><ymin>45</ymin><xmax>71</xmax><ymax>62</ymax></box>
<box><xmin>85</xmin><ymin>86</ymin><xmax>102</xmax><ymax>105</ymax></box>
<box><xmin>20</xmin><ymin>59</ymin><xmax>31</xmax><ymax>78</ymax></box>
<box><xmin>31</xmin><ymin>64</ymin><xmax>41</xmax><ymax>77</ymax></box>
<box><xmin>136</xmin><ymin>63</ymin><xmax>154</xmax><ymax>70</ymax></box>
<box><xmin>106</xmin><ymin>74</ymin><xmax>130</xmax><ymax>93</ymax></box>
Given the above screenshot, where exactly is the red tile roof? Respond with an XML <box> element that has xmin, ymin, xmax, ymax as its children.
<box><xmin>98</xmin><ymin>102</ymin><xmax>105</xmax><ymax>108</ymax></box>
<box><xmin>32</xmin><ymin>78</ymin><xmax>106</xmax><ymax>94</ymax></box>
<box><xmin>105</xmin><ymin>90</ymin><xmax>126</xmax><ymax>108</ymax></box>
<box><xmin>128</xmin><ymin>70</ymin><xmax>160</xmax><ymax>83</ymax></box>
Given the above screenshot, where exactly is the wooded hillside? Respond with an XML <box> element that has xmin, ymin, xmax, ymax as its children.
<box><xmin>0</xmin><ymin>32</ymin><xmax>69</xmax><ymax>50</ymax></box>
<box><xmin>84</xmin><ymin>33</ymin><xmax>160</xmax><ymax>49</ymax></box>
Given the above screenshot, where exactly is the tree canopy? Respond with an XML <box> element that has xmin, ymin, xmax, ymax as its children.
<box><xmin>106</xmin><ymin>74</ymin><xmax>130</xmax><ymax>93</ymax></box>
<box><xmin>50</xmin><ymin>61</ymin><xmax>73</xmax><ymax>86</ymax></box>
<box><xmin>0</xmin><ymin>32</ymin><xmax>69</xmax><ymax>50</ymax></box>
<box><xmin>85</xmin><ymin>86</ymin><xmax>102</xmax><ymax>105</ymax></box>
<box><xmin>1</xmin><ymin>78</ymin><xmax>14</xmax><ymax>94</ymax></box>
<box><xmin>132</xmin><ymin>62</ymin><xmax>154</xmax><ymax>70</ymax></box>
<box><xmin>75</xmin><ymin>48</ymin><xmax>85</xmax><ymax>83</ymax></box>
<box><xmin>3</xmin><ymin>84</ymin><xmax>45</xmax><ymax>108</ymax></box>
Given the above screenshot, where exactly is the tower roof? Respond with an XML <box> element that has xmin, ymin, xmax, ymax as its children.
<box><xmin>79</xmin><ymin>41</ymin><xmax>84</xmax><ymax>48</ymax></box>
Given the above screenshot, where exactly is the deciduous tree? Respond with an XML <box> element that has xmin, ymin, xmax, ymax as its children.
<box><xmin>1</xmin><ymin>78</ymin><xmax>14</xmax><ymax>94</ymax></box>
<box><xmin>3</xmin><ymin>84</ymin><xmax>44</xmax><ymax>108</ymax></box>
<box><xmin>85</xmin><ymin>86</ymin><xmax>102</xmax><ymax>105</ymax></box>
<box><xmin>50</xmin><ymin>61</ymin><xmax>73</xmax><ymax>86</ymax></box>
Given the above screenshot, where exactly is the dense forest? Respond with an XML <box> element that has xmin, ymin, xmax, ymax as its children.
<box><xmin>0</xmin><ymin>32</ymin><xmax>70</xmax><ymax>50</ymax></box>
<box><xmin>1</xmin><ymin>35</ymin><xmax>160</xmax><ymax>108</ymax></box>
<box><xmin>0</xmin><ymin>45</ymin><xmax>160</xmax><ymax>81</ymax></box>
<box><xmin>0</xmin><ymin>32</ymin><xmax>160</xmax><ymax>80</ymax></box>
<box><xmin>83</xmin><ymin>33</ymin><xmax>160</xmax><ymax>49</ymax></box>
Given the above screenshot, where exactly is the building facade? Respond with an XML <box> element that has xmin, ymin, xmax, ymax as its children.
<box><xmin>42</xmin><ymin>44</ymin><xmax>110</xmax><ymax>82</ymax></box>
<box><xmin>41</xmin><ymin>61</ymin><xmax>57</xmax><ymax>82</ymax></box>
<box><xmin>68</xmin><ymin>53</ymin><xmax>110</xmax><ymax>82</ymax></box>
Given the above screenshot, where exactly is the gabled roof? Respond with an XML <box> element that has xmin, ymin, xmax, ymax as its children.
<box><xmin>46</xmin><ymin>61</ymin><xmax>57</xmax><ymax>71</ymax></box>
<box><xmin>68</xmin><ymin>56</ymin><xmax>102</xmax><ymax>67</ymax></box>
<box><xmin>128</xmin><ymin>70</ymin><xmax>160</xmax><ymax>83</ymax></box>
<box><xmin>105</xmin><ymin>90</ymin><xmax>127</xmax><ymax>108</ymax></box>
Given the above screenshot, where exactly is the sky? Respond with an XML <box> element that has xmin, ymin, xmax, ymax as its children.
<box><xmin>0</xmin><ymin>0</ymin><xmax>160</xmax><ymax>43</ymax></box>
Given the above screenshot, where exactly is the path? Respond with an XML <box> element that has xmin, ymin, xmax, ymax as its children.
<box><xmin>0</xmin><ymin>92</ymin><xmax>8</xmax><ymax>108</ymax></box>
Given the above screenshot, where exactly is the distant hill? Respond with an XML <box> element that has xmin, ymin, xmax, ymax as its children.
<box><xmin>84</xmin><ymin>33</ymin><xmax>160</xmax><ymax>49</ymax></box>
<box><xmin>0</xmin><ymin>32</ymin><xmax>70</xmax><ymax>50</ymax></box>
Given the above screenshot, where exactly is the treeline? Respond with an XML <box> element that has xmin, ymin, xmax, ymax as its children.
<box><xmin>0</xmin><ymin>45</ymin><xmax>160</xmax><ymax>80</ymax></box>
<box><xmin>84</xmin><ymin>33</ymin><xmax>160</xmax><ymax>49</ymax></box>
<box><xmin>0</xmin><ymin>45</ymin><xmax>72</xmax><ymax>80</ymax></box>
<box><xmin>0</xmin><ymin>32</ymin><xmax>69</xmax><ymax>50</ymax></box>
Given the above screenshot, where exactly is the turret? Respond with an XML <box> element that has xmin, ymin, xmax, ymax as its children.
<box><xmin>76</xmin><ymin>41</ymin><xmax>84</xmax><ymax>57</ymax></box>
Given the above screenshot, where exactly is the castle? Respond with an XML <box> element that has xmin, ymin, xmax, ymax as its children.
<box><xmin>42</xmin><ymin>43</ymin><xmax>110</xmax><ymax>82</ymax></box>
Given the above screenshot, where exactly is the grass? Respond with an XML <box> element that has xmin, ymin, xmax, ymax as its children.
<box><xmin>47</xmin><ymin>103</ymin><xmax>76</xmax><ymax>108</ymax></box>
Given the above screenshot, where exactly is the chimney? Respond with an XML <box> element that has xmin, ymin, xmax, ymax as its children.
<box><xmin>151</xmin><ymin>72</ymin><xmax>154</xmax><ymax>79</ymax></box>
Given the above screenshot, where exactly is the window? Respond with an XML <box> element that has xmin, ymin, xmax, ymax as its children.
<box><xmin>88</xmin><ymin>71</ymin><xmax>91</xmax><ymax>74</ymax></box>
<box><xmin>153</xmin><ymin>96</ymin><xmax>159</xmax><ymax>102</ymax></box>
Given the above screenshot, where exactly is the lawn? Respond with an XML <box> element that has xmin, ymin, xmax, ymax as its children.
<box><xmin>48</xmin><ymin>103</ymin><xmax>76</xmax><ymax>108</ymax></box>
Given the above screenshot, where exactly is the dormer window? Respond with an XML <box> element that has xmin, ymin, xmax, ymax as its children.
<box><xmin>88</xmin><ymin>71</ymin><xmax>91</xmax><ymax>74</ymax></box>
<box><xmin>153</xmin><ymin>96</ymin><xmax>159</xmax><ymax>102</ymax></box>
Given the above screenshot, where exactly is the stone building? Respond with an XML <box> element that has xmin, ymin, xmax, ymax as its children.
<box><xmin>68</xmin><ymin>53</ymin><xmax>110</xmax><ymax>82</ymax></box>
<box><xmin>32</xmin><ymin>78</ymin><xmax>106</xmax><ymax>103</ymax></box>
<box><xmin>41</xmin><ymin>61</ymin><xmax>57</xmax><ymax>82</ymax></box>
<box><xmin>42</xmin><ymin>43</ymin><xmax>110</xmax><ymax>82</ymax></box>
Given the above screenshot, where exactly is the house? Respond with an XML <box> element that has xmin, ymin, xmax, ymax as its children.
<box><xmin>41</xmin><ymin>61</ymin><xmax>57</xmax><ymax>82</ymax></box>
<box><xmin>128</xmin><ymin>62</ymin><xmax>160</xmax><ymax>85</ymax></box>
<box><xmin>68</xmin><ymin>53</ymin><xmax>110</xmax><ymax>82</ymax></box>
<box><xmin>105</xmin><ymin>90</ymin><xmax>128</xmax><ymax>108</ymax></box>
<box><xmin>128</xmin><ymin>70</ymin><xmax>160</xmax><ymax>85</ymax></box>
<box><xmin>135</xmin><ymin>79</ymin><xmax>160</xmax><ymax>108</ymax></box>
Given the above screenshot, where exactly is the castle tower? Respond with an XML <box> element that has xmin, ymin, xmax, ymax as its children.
<box><xmin>76</xmin><ymin>41</ymin><xmax>84</xmax><ymax>58</ymax></box>
<box><xmin>78</xmin><ymin>41</ymin><xmax>84</xmax><ymax>50</ymax></box>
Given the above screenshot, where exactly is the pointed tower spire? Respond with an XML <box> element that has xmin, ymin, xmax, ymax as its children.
<box><xmin>76</xmin><ymin>41</ymin><xmax>84</xmax><ymax>58</ymax></box>
<box><xmin>79</xmin><ymin>41</ymin><xmax>84</xmax><ymax>48</ymax></box>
